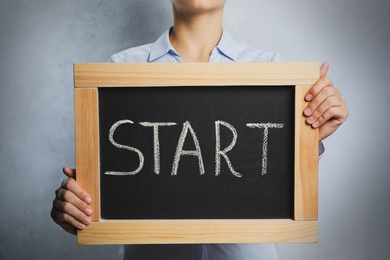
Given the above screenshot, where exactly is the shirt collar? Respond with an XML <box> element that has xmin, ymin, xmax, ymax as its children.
<box><xmin>213</xmin><ymin>30</ymin><xmax>238</xmax><ymax>62</ymax></box>
<box><xmin>148</xmin><ymin>27</ymin><xmax>239</xmax><ymax>62</ymax></box>
<box><xmin>149</xmin><ymin>28</ymin><xmax>179</xmax><ymax>62</ymax></box>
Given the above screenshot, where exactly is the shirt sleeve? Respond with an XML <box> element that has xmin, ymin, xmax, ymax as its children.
<box><xmin>319</xmin><ymin>141</ymin><xmax>325</xmax><ymax>158</ymax></box>
<box><xmin>271</xmin><ymin>52</ymin><xmax>282</xmax><ymax>62</ymax></box>
<box><xmin>107</xmin><ymin>54</ymin><xmax>118</xmax><ymax>63</ymax></box>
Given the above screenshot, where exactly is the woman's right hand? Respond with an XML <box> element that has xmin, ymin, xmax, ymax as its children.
<box><xmin>51</xmin><ymin>167</ymin><xmax>93</xmax><ymax>235</ymax></box>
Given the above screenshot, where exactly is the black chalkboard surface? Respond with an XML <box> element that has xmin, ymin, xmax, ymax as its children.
<box><xmin>99</xmin><ymin>86</ymin><xmax>295</xmax><ymax>220</ymax></box>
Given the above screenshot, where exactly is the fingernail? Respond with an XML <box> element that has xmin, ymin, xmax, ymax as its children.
<box><xmin>85</xmin><ymin>197</ymin><xmax>92</xmax><ymax>204</ymax></box>
<box><xmin>304</xmin><ymin>108</ymin><xmax>312</xmax><ymax>116</ymax></box>
<box><xmin>313</xmin><ymin>121</ymin><xmax>320</xmax><ymax>128</ymax></box>
<box><xmin>307</xmin><ymin>116</ymin><xmax>314</xmax><ymax>123</ymax></box>
<box><xmin>85</xmin><ymin>207</ymin><xmax>92</xmax><ymax>216</ymax></box>
<box><xmin>306</xmin><ymin>94</ymin><xmax>313</xmax><ymax>101</ymax></box>
<box><xmin>79</xmin><ymin>223</ymin><xmax>86</xmax><ymax>229</ymax></box>
<box><xmin>84</xmin><ymin>217</ymin><xmax>91</xmax><ymax>225</ymax></box>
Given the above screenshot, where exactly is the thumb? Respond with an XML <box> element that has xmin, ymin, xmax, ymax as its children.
<box><xmin>320</xmin><ymin>61</ymin><xmax>329</xmax><ymax>78</ymax></box>
<box><xmin>62</xmin><ymin>166</ymin><xmax>76</xmax><ymax>179</ymax></box>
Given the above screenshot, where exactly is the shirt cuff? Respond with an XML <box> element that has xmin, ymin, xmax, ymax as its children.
<box><xmin>319</xmin><ymin>141</ymin><xmax>325</xmax><ymax>159</ymax></box>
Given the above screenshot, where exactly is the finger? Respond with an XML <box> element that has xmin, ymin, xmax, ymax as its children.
<box><xmin>307</xmin><ymin>103</ymin><xmax>343</xmax><ymax>128</ymax></box>
<box><xmin>63</xmin><ymin>166</ymin><xmax>76</xmax><ymax>179</ymax></box>
<box><xmin>318</xmin><ymin>107</ymin><xmax>349</xmax><ymax>141</ymax></box>
<box><xmin>56</xmin><ymin>187</ymin><xmax>92</xmax><ymax>217</ymax></box>
<box><xmin>50</xmin><ymin>207</ymin><xmax>79</xmax><ymax>235</ymax></box>
<box><xmin>51</xmin><ymin>206</ymin><xmax>78</xmax><ymax>235</ymax></box>
<box><xmin>304</xmin><ymin>84</ymin><xmax>340</xmax><ymax>118</ymax></box>
<box><xmin>305</xmin><ymin>76</ymin><xmax>334</xmax><ymax>102</ymax></box>
<box><xmin>60</xmin><ymin>222</ymin><xmax>78</xmax><ymax>236</ymax></box>
<box><xmin>51</xmin><ymin>200</ymin><xmax>88</xmax><ymax>235</ymax></box>
<box><xmin>53</xmin><ymin>198</ymin><xmax>92</xmax><ymax>227</ymax></box>
<box><xmin>319</xmin><ymin>61</ymin><xmax>329</xmax><ymax>78</ymax></box>
<box><xmin>61</xmin><ymin>177</ymin><xmax>92</xmax><ymax>205</ymax></box>
<box><xmin>305</xmin><ymin>62</ymin><xmax>331</xmax><ymax>102</ymax></box>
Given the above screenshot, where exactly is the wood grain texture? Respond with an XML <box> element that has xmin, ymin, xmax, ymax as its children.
<box><xmin>74</xmin><ymin>62</ymin><xmax>319</xmax><ymax>88</ymax></box>
<box><xmin>294</xmin><ymin>85</ymin><xmax>319</xmax><ymax>221</ymax></box>
<box><xmin>78</xmin><ymin>220</ymin><xmax>318</xmax><ymax>245</ymax></box>
<box><xmin>74</xmin><ymin>88</ymin><xmax>100</xmax><ymax>221</ymax></box>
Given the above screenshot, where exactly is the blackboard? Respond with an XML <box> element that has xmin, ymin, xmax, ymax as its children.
<box><xmin>99</xmin><ymin>86</ymin><xmax>295</xmax><ymax>220</ymax></box>
<box><xmin>74</xmin><ymin>63</ymin><xmax>319</xmax><ymax>245</ymax></box>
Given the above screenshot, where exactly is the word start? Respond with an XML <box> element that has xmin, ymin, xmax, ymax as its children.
<box><xmin>105</xmin><ymin>120</ymin><xmax>284</xmax><ymax>177</ymax></box>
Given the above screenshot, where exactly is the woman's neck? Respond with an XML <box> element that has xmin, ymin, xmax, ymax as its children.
<box><xmin>170</xmin><ymin>6</ymin><xmax>223</xmax><ymax>62</ymax></box>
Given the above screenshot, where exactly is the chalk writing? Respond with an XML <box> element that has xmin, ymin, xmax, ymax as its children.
<box><xmin>139</xmin><ymin>122</ymin><xmax>177</xmax><ymax>174</ymax></box>
<box><xmin>171</xmin><ymin>121</ymin><xmax>205</xmax><ymax>176</ymax></box>
<box><xmin>106</xmin><ymin>120</ymin><xmax>145</xmax><ymax>176</ymax></box>
<box><xmin>246</xmin><ymin>123</ymin><xmax>285</xmax><ymax>175</ymax></box>
<box><xmin>104</xmin><ymin>120</ymin><xmax>285</xmax><ymax>177</ymax></box>
<box><xmin>215</xmin><ymin>120</ymin><xmax>241</xmax><ymax>177</ymax></box>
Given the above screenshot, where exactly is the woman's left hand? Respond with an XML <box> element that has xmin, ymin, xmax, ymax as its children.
<box><xmin>304</xmin><ymin>62</ymin><xmax>349</xmax><ymax>141</ymax></box>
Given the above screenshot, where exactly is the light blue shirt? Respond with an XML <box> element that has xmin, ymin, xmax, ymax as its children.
<box><xmin>109</xmin><ymin>28</ymin><xmax>326</xmax><ymax>260</ymax></box>
<box><xmin>108</xmin><ymin>28</ymin><xmax>325</xmax><ymax>157</ymax></box>
<box><xmin>112</xmin><ymin>28</ymin><xmax>281</xmax><ymax>260</ymax></box>
<box><xmin>108</xmin><ymin>28</ymin><xmax>281</xmax><ymax>63</ymax></box>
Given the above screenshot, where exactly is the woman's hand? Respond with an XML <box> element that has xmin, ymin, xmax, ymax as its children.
<box><xmin>304</xmin><ymin>62</ymin><xmax>349</xmax><ymax>141</ymax></box>
<box><xmin>51</xmin><ymin>167</ymin><xmax>92</xmax><ymax>235</ymax></box>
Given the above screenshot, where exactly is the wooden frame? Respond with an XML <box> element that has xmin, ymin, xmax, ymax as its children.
<box><xmin>74</xmin><ymin>62</ymin><xmax>319</xmax><ymax>245</ymax></box>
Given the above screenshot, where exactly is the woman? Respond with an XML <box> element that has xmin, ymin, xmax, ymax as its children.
<box><xmin>51</xmin><ymin>0</ymin><xmax>349</xmax><ymax>259</ymax></box>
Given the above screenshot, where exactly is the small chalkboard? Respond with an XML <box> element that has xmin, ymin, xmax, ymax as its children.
<box><xmin>74</xmin><ymin>63</ymin><xmax>319</xmax><ymax>245</ymax></box>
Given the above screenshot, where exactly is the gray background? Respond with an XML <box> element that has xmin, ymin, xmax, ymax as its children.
<box><xmin>0</xmin><ymin>0</ymin><xmax>389</xmax><ymax>259</ymax></box>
